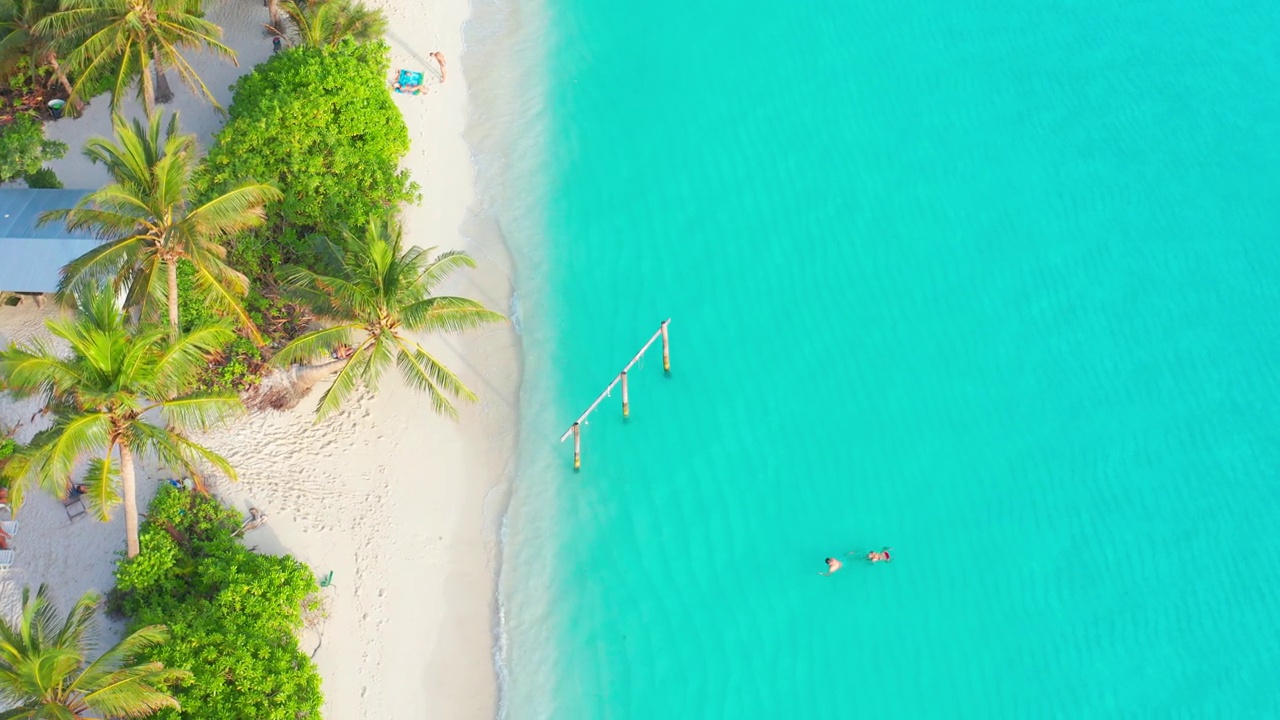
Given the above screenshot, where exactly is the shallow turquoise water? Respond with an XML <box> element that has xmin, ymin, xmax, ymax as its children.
<box><xmin>494</xmin><ymin>0</ymin><xmax>1280</xmax><ymax>716</ymax></box>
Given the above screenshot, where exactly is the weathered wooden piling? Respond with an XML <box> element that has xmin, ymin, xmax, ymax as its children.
<box><xmin>572</xmin><ymin>422</ymin><xmax>581</xmax><ymax>470</ymax></box>
<box><xmin>661</xmin><ymin>320</ymin><xmax>670</xmax><ymax>373</ymax></box>
<box><xmin>621</xmin><ymin>371</ymin><xmax>630</xmax><ymax>418</ymax></box>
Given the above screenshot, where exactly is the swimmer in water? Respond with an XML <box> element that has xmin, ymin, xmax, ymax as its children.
<box><xmin>818</xmin><ymin>557</ymin><xmax>843</xmax><ymax>576</ymax></box>
<box><xmin>847</xmin><ymin>547</ymin><xmax>893</xmax><ymax>563</ymax></box>
<box><xmin>868</xmin><ymin>547</ymin><xmax>892</xmax><ymax>563</ymax></box>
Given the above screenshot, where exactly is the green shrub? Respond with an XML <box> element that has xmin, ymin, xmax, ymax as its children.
<box><xmin>197</xmin><ymin>41</ymin><xmax>418</xmax><ymax>277</ymax></box>
<box><xmin>0</xmin><ymin>438</ymin><xmax>16</xmax><ymax>462</ymax></box>
<box><xmin>113</xmin><ymin>487</ymin><xmax>323</xmax><ymax>719</ymax></box>
<box><xmin>23</xmin><ymin>166</ymin><xmax>62</xmax><ymax>188</ymax></box>
<box><xmin>0</xmin><ymin>115</ymin><xmax>67</xmax><ymax>183</ymax></box>
<box><xmin>175</xmin><ymin>260</ymin><xmax>218</xmax><ymax>334</ymax></box>
<box><xmin>196</xmin><ymin>335</ymin><xmax>264</xmax><ymax>393</ymax></box>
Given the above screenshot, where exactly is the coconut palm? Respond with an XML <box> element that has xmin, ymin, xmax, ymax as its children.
<box><xmin>35</xmin><ymin>0</ymin><xmax>237</xmax><ymax>116</ymax></box>
<box><xmin>275</xmin><ymin>0</ymin><xmax>386</xmax><ymax>49</ymax></box>
<box><xmin>0</xmin><ymin>0</ymin><xmax>79</xmax><ymax>110</ymax></box>
<box><xmin>0</xmin><ymin>584</ymin><xmax>190</xmax><ymax>718</ymax></box>
<box><xmin>271</xmin><ymin>215</ymin><xmax>504</xmax><ymax>421</ymax></box>
<box><xmin>0</xmin><ymin>287</ymin><xmax>242</xmax><ymax>558</ymax></box>
<box><xmin>41</xmin><ymin>110</ymin><xmax>281</xmax><ymax>340</ymax></box>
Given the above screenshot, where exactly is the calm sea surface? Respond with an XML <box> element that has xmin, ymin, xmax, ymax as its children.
<box><xmin>486</xmin><ymin>0</ymin><xmax>1280</xmax><ymax>716</ymax></box>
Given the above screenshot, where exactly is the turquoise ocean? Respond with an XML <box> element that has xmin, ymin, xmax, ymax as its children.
<box><xmin>475</xmin><ymin>0</ymin><xmax>1280</xmax><ymax>716</ymax></box>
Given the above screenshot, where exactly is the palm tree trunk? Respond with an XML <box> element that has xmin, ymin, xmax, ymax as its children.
<box><xmin>45</xmin><ymin>54</ymin><xmax>83</xmax><ymax>113</ymax></box>
<box><xmin>153</xmin><ymin>48</ymin><xmax>174</xmax><ymax>105</ymax></box>
<box><xmin>141</xmin><ymin>58</ymin><xmax>156</xmax><ymax>116</ymax></box>
<box><xmin>290</xmin><ymin>359</ymin><xmax>346</xmax><ymax>393</ymax></box>
<box><xmin>268</xmin><ymin>0</ymin><xmax>280</xmax><ymax>28</ymax></box>
<box><xmin>120</xmin><ymin>444</ymin><xmax>141</xmax><ymax>558</ymax></box>
<box><xmin>166</xmin><ymin>259</ymin><xmax>180</xmax><ymax>339</ymax></box>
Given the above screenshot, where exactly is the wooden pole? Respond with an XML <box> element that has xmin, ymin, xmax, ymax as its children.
<box><xmin>621</xmin><ymin>371</ymin><xmax>629</xmax><ymax>418</ymax></box>
<box><xmin>572</xmin><ymin>422</ymin><xmax>581</xmax><ymax>470</ymax></box>
<box><xmin>661</xmin><ymin>320</ymin><xmax>670</xmax><ymax>373</ymax></box>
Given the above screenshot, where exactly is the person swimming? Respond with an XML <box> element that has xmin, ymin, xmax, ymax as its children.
<box><xmin>847</xmin><ymin>547</ymin><xmax>892</xmax><ymax>563</ymax></box>
<box><xmin>818</xmin><ymin>557</ymin><xmax>843</xmax><ymax>576</ymax></box>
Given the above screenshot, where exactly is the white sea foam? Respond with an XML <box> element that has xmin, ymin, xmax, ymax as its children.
<box><xmin>461</xmin><ymin>0</ymin><xmax>555</xmax><ymax>714</ymax></box>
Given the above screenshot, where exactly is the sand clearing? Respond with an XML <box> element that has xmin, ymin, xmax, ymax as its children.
<box><xmin>0</xmin><ymin>0</ymin><xmax>518</xmax><ymax>716</ymax></box>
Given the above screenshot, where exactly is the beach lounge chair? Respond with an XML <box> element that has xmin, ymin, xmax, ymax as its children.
<box><xmin>0</xmin><ymin>521</ymin><xmax>16</xmax><ymax>537</ymax></box>
<box><xmin>393</xmin><ymin>69</ymin><xmax>425</xmax><ymax>96</ymax></box>
<box><xmin>0</xmin><ymin>550</ymin><xmax>12</xmax><ymax>570</ymax></box>
<box><xmin>63</xmin><ymin>491</ymin><xmax>86</xmax><ymax>521</ymax></box>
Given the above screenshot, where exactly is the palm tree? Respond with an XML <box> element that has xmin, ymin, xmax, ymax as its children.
<box><xmin>41</xmin><ymin>111</ymin><xmax>281</xmax><ymax>340</ymax></box>
<box><xmin>271</xmin><ymin>215</ymin><xmax>504</xmax><ymax>421</ymax></box>
<box><xmin>0</xmin><ymin>287</ymin><xmax>243</xmax><ymax>558</ymax></box>
<box><xmin>0</xmin><ymin>0</ymin><xmax>79</xmax><ymax>110</ymax></box>
<box><xmin>0</xmin><ymin>584</ymin><xmax>190</xmax><ymax>718</ymax></box>
<box><xmin>35</xmin><ymin>0</ymin><xmax>237</xmax><ymax>116</ymax></box>
<box><xmin>276</xmin><ymin>0</ymin><xmax>386</xmax><ymax>49</ymax></box>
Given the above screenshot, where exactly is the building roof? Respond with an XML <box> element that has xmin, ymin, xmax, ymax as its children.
<box><xmin>0</xmin><ymin>189</ymin><xmax>99</xmax><ymax>294</ymax></box>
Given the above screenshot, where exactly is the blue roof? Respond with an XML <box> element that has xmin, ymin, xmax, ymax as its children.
<box><xmin>0</xmin><ymin>189</ymin><xmax>99</xmax><ymax>293</ymax></box>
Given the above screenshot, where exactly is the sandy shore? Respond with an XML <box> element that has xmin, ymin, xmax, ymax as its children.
<box><xmin>0</xmin><ymin>0</ymin><xmax>518</xmax><ymax>717</ymax></box>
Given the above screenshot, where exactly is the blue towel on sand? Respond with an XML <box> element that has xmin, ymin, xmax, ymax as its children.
<box><xmin>394</xmin><ymin>69</ymin><xmax>425</xmax><ymax>95</ymax></box>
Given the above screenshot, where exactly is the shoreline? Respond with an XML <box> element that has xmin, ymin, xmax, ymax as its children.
<box><xmin>0</xmin><ymin>0</ymin><xmax>523</xmax><ymax>716</ymax></box>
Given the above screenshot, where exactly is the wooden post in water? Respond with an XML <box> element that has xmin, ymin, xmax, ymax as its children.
<box><xmin>572</xmin><ymin>422</ymin><xmax>582</xmax><ymax>470</ymax></box>
<box><xmin>661</xmin><ymin>320</ymin><xmax>671</xmax><ymax>373</ymax></box>
<box><xmin>621</xmin><ymin>371</ymin><xmax>630</xmax><ymax>418</ymax></box>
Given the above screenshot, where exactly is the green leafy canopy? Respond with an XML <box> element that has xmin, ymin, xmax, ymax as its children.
<box><xmin>196</xmin><ymin>41</ymin><xmax>418</xmax><ymax>277</ymax></box>
<box><xmin>112</xmin><ymin>487</ymin><xmax>323</xmax><ymax>720</ymax></box>
<box><xmin>0</xmin><ymin>114</ymin><xmax>67</xmax><ymax>183</ymax></box>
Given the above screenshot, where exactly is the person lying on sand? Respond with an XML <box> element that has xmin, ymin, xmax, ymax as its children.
<box><xmin>818</xmin><ymin>557</ymin><xmax>843</xmax><ymax>576</ymax></box>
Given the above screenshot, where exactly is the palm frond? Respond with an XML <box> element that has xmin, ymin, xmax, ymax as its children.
<box><xmin>400</xmin><ymin>296</ymin><xmax>506</xmax><ymax>334</ymax></box>
<box><xmin>129</xmin><ymin>422</ymin><xmax>238</xmax><ymax>486</ymax></box>
<box><xmin>7</xmin><ymin>413</ymin><xmax>113</xmax><ymax>506</ymax></box>
<box><xmin>184</xmin><ymin>181</ymin><xmax>281</xmax><ymax>238</ymax></box>
<box><xmin>152</xmin><ymin>322</ymin><xmax>236</xmax><ymax>394</ymax></box>
<box><xmin>183</xmin><ymin>260</ymin><xmax>260</xmax><ymax>341</ymax></box>
<box><xmin>153</xmin><ymin>395</ymin><xmax>243</xmax><ymax>433</ymax></box>
<box><xmin>418</xmin><ymin>249</ymin><xmax>480</xmax><ymax>292</ymax></box>
<box><xmin>269</xmin><ymin>324</ymin><xmax>362</xmax><ymax>368</ymax></box>
<box><xmin>78</xmin><ymin>457</ymin><xmax>121</xmax><ymax>523</ymax></box>
<box><xmin>393</xmin><ymin>339</ymin><xmax>477</xmax><ymax>419</ymax></box>
<box><xmin>311</xmin><ymin>338</ymin><xmax>375</xmax><ymax>422</ymax></box>
<box><xmin>0</xmin><ymin>342</ymin><xmax>85</xmax><ymax>398</ymax></box>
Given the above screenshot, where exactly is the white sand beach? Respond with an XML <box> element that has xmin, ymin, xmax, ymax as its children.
<box><xmin>0</xmin><ymin>0</ymin><xmax>519</xmax><ymax>717</ymax></box>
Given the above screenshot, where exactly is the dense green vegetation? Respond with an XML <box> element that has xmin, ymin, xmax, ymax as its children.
<box><xmin>0</xmin><ymin>584</ymin><xmax>189</xmax><ymax>717</ymax></box>
<box><xmin>0</xmin><ymin>0</ymin><xmax>79</xmax><ymax>110</ymax></box>
<box><xmin>0</xmin><ymin>112</ymin><xmax>64</xmax><ymax>181</ymax></box>
<box><xmin>112</xmin><ymin>486</ymin><xmax>323</xmax><ymax>720</ymax></box>
<box><xmin>198</xmin><ymin>40</ymin><xmax>417</xmax><ymax>277</ymax></box>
